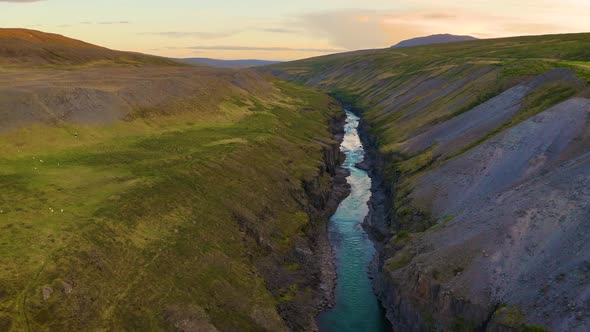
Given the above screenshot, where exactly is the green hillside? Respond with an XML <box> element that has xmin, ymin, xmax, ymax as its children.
<box><xmin>0</xmin><ymin>34</ymin><xmax>343</xmax><ymax>329</ymax></box>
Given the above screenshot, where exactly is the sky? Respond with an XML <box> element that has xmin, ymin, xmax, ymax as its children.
<box><xmin>1</xmin><ymin>0</ymin><xmax>589</xmax><ymax>60</ymax></box>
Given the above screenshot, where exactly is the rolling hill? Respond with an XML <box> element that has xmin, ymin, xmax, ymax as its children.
<box><xmin>0</xmin><ymin>30</ymin><xmax>346</xmax><ymax>331</ymax></box>
<box><xmin>0</xmin><ymin>28</ymin><xmax>177</xmax><ymax>66</ymax></box>
<box><xmin>265</xmin><ymin>32</ymin><xmax>590</xmax><ymax>331</ymax></box>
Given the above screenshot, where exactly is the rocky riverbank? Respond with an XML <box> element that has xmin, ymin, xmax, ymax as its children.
<box><xmin>256</xmin><ymin>107</ymin><xmax>352</xmax><ymax>331</ymax></box>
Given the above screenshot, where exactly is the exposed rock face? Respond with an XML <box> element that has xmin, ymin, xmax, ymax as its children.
<box><xmin>412</xmin><ymin>97</ymin><xmax>590</xmax><ymax>215</ymax></box>
<box><xmin>391</xmin><ymin>34</ymin><xmax>478</xmax><ymax>49</ymax></box>
<box><xmin>382</xmin><ymin>98</ymin><xmax>590</xmax><ymax>331</ymax></box>
<box><xmin>402</xmin><ymin>69</ymin><xmax>583</xmax><ymax>158</ymax></box>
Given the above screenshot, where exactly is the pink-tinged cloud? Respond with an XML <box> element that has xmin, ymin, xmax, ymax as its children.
<box><xmin>294</xmin><ymin>2</ymin><xmax>589</xmax><ymax>51</ymax></box>
<box><xmin>186</xmin><ymin>45</ymin><xmax>346</xmax><ymax>53</ymax></box>
<box><xmin>2</xmin><ymin>0</ymin><xmax>589</xmax><ymax>60</ymax></box>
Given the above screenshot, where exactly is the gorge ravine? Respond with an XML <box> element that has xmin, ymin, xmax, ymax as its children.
<box><xmin>318</xmin><ymin>110</ymin><xmax>392</xmax><ymax>331</ymax></box>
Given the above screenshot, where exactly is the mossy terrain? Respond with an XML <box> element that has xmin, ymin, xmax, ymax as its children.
<box><xmin>0</xmin><ymin>75</ymin><xmax>340</xmax><ymax>331</ymax></box>
<box><xmin>490</xmin><ymin>305</ymin><xmax>552</xmax><ymax>332</ymax></box>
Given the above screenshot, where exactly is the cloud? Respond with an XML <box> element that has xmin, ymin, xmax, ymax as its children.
<box><xmin>6</xmin><ymin>0</ymin><xmax>589</xmax><ymax>60</ymax></box>
<box><xmin>498</xmin><ymin>22</ymin><xmax>570</xmax><ymax>34</ymax></box>
<box><xmin>288</xmin><ymin>2</ymin><xmax>590</xmax><ymax>50</ymax></box>
<box><xmin>297</xmin><ymin>10</ymin><xmax>392</xmax><ymax>50</ymax></box>
<box><xmin>260</xmin><ymin>28</ymin><xmax>297</xmax><ymax>34</ymax></box>
<box><xmin>97</xmin><ymin>21</ymin><xmax>130</xmax><ymax>25</ymax></box>
<box><xmin>294</xmin><ymin>9</ymin><xmax>441</xmax><ymax>50</ymax></box>
<box><xmin>142</xmin><ymin>28</ymin><xmax>298</xmax><ymax>40</ymax></box>
<box><xmin>293</xmin><ymin>9</ymin><xmax>454</xmax><ymax>49</ymax></box>
<box><xmin>185</xmin><ymin>45</ymin><xmax>346</xmax><ymax>53</ymax></box>
<box><xmin>422</xmin><ymin>13</ymin><xmax>457</xmax><ymax>20</ymax></box>
<box><xmin>142</xmin><ymin>30</ymin><xmax>242</xmax><ymax>39</ymax></box>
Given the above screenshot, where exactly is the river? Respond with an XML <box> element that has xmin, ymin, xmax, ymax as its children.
<box><xmin>318</xmin><ymin>110</ymin><xmax>391</xmax><ymax>331</ymax></box>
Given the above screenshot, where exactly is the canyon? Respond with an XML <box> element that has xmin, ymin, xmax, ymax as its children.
<box><xmin>1</xmin><ymin>28</ymin><xmax>590</xmax><ymax>332</ymax></box>
<box><xmin>266</xmin><ymin>33</ymin><xmax>590</xmax><ymax>331</ymax></box>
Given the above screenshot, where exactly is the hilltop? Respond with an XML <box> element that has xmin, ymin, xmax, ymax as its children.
<box><xmin>266</xmin><ymin>32</ymin><xmax>590</xmax><ymax>331</ymax></box>
<box><xmin>0</xmin><ymin>28</ymin><xmax>103</xmax><ymax>48</ymax></box>
<box><xmin>0</xmin><ymin>28</ymin><xmax>177</xmax><ymax>66</ymax></box>
<box><xmin>391</xmin><ymin>33</ymin><xmax>478</xmax><ymax>48</ymax></box>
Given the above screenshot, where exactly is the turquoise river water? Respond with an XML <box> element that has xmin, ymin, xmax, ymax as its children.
<box><xmin>318</xmin><ymin>110</ymin><xmax>391</xmax><ymax>331</ymax></box>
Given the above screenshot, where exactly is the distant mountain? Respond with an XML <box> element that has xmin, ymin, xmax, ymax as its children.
<box><xmin>176</xmin><ymin>58</ymin><xmax>281</xmax><ymax>68</ymax></box>
<box><xmin>391</xmin><ymin>34</ymin><xmax>478</xmax><ymax>48</ymax></box>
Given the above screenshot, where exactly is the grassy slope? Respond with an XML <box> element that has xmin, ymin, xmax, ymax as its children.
<box><xmin>0</xmin><ymin>71</ymin><xmax>340</xmax><ymax>331</ymax></box>
<box><xmin>267</xmin><ymin>32</ymin><xmax>590</xmax><ymax>228</ymax></box>
<box><xmin>0</xmin><ymin>28</ymin><xmax>179</xmax><ymax>68</ymax></box>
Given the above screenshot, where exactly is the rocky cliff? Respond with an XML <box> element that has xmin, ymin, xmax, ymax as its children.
<box><xmin>255</xmin><ymin>109</ymin><xmax>351</xmax><ymax>331</ymax></box>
